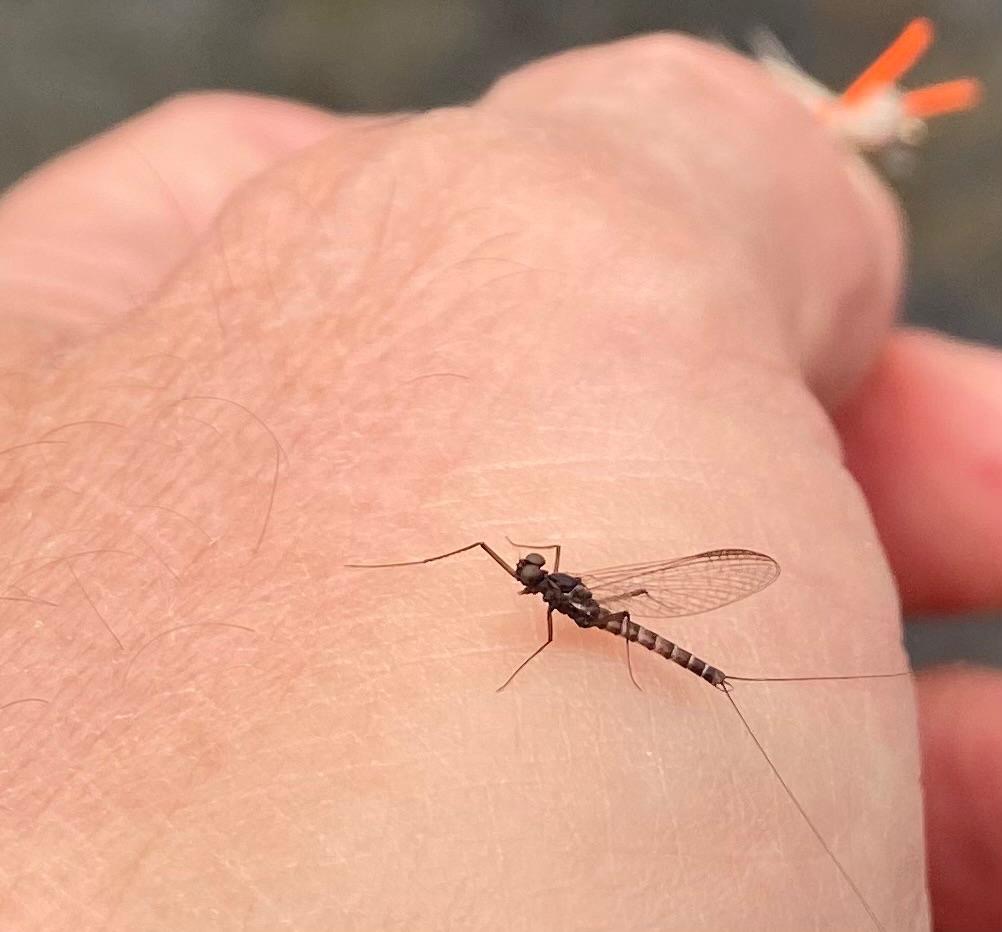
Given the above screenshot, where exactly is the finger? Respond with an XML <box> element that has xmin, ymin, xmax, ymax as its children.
<box><xmin>0</xmin><ymin>92</ymin><xmax>341</xmax><ymax>363</ymax></box>
<box><xmin>482</xmin><ymin>33</ymin><xmax>905</xmax><ymax>406</ymax></box>
<box><xmin>834</xmin><ymin>328</ymin><xmax>1002</xmax><ymax>614</ymax></box>
<box><xmin>917</xmin><ymin>666</ymin><xmax>1002</xmax><ymax>932</ymax></box>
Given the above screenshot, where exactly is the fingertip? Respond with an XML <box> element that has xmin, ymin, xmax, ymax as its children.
<box><xmin>917</xmin><ymin>666</ymin><xmax>1002</xmax><ymax>931</ymax></box>
<box><xmin>836</xmin><ymin>328</ymin><xmax>1002</xmax><ymax>613</ymax></box>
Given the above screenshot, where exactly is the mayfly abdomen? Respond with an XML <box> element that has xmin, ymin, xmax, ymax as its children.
<box><xmin>599</xmin><ymin>613</ymin><xmax>726</xmax><ymax>688</ymax></box>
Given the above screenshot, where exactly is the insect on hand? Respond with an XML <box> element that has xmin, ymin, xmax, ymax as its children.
<box><xmin>348</xmin><ymin>539</ymin><xmax>908</xmax><ymax>930</ymax></box>
<box><xmin>753</xmin><ymin>17</ymin><xmax>983</xmax><ymax>157</ymax></box>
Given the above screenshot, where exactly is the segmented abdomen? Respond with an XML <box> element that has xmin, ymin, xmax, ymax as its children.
<box><xmin>599</xmin><ymin>614</ymin><xmax>725</xmax><ymax>687</ymax></box>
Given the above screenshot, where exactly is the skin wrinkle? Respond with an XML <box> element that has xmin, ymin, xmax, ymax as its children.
<box><xmin>123</xmin><ymin>357</ymin><xmax>192</xmax><ymax>400</ymax></box>
<box><xmin>163</xmin><ymin>396</ymin><xmax>287</xmax><ymax>556</ymax></box>
<box><xmin>123</xmin><ymin>622</ymin><xmax>257</xmax><ymax>683</ymax></box>
<box><xmin>245</xmin><ymin>182</ymin><xmax>345</xmax><ymax>335</ymax></box>
<box><xmin>10</xmin><ymin>549</ymin><xmax>169</xmax><ymax>593</ymax></box>
<box><xmin>36</xmin><ymin>420</ymin><xmax>127</xmax><ymax>440</ymax></box>
<box><xmin>66</xmin><ymin>560</ymin><xmax>124</xmax><ymax>651</ymax></box>
<box><xmin>342</xmin><ymin>127</ymin><xmax>655</xmax><ymax>346</ymax></box>
<box><xmin>94</xmin><ymin>831</ymin><xmax>167</xmax><ymax>932</ymax></box>
<box><xmin>125</xmin><ymin>502</ymin><xmax>215</xmax><ymax>544</ymax></box>
<box><xmin>501</xmin><ymin>121</ymin><xmax>781</xmax><ymax>328</ymax></box>
<box><xmin>119</xmin><ymin>140</ymin><xmax>199</xmax><ymax>251</ymax></box>
<box><xmin>1</xmin><ymin>372</ymin><xmax>293</xmax><ymax>907</ymax></box>
<box><xmin>205</xmin><ymin>219</ymin><xmax>239</xmax><ymax>339</ymax></box>
<box><xmin>0</xmin><ymin>698</ymin><xmax>50</xmax><ymax>714</ymax></box>
<box><xmin>81</xmin><ymin>403</ymin><xmax>269</xmax><ymax>571</ymax></box>
<box><xmin>360</xmin><ymin>174</ymin><xmax>398</xmax><ymax>286</ymax></box>
<box><xmin>0</xmin><ymin>594</ymin><xmax>58</xmax><ymax>606</ymax></box>
<box><xmin>0</xmin><ymin>439</ymin><xmax>67</xmax><ymax>458</ymax></box>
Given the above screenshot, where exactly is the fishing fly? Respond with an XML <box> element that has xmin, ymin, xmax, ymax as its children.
<box><xmin>753</xmin><ymin>17</ymin><xmax>982</xmax><ymax>159</ymax></box>
<box><xmin>348</xmin><ymin>540</ymin><xmax>906</xmax><ymax>930</ymax></box>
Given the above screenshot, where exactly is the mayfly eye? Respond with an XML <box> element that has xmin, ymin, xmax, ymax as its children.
<box><xmin>522</xmin><ymin>567</ymin><xmax>543</xmax><ymax>583</ymax></box>
<box><xmin>524</xmin><ymin>553</ymin><xmax>546</xmax><ymax>567</ymax></box>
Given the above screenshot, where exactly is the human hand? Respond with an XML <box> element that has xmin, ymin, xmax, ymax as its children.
<box><xmin>1</xmin><ymin>34</ymin><xmax>998</xmax><ymax>931</ymax></box>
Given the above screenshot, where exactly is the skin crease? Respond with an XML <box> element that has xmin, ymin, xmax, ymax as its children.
<box><xmin>1</xmin><ymin>33</ymin><xmax>999</xmax><ymax>931</ymax></box>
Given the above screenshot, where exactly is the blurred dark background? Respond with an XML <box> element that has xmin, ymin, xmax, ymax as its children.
<box><xmin>1</xmin><ymin>1</ymin><xmax>998</xmax><ymax>667</ymax></box>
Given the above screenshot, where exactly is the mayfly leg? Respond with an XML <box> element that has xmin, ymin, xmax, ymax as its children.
<box><xmin>501</xmin><ymin>540</ymin><xmax>573</xmax><ymax>689</ymax></box>
<box><xmin>348</xmin><ymin>540</ymin><xmax>559</xmax><ymax>689</ymax></box>
<box><xmin>505</xmin><ymin>537</ymin><xmax>561</xmax><ymax>572</ymax></box>
<box><xmin>496</xmin><ymin>607</ymin><xmax>555</xmax><ymax>693</ymax></box>
<box><xmin>345</xmin><ymin>541</ymin><xmax>518</xmax><ymax>577</ymax></box>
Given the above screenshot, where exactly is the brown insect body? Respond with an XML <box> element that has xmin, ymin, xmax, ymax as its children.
<box><xmin>515</xmin><ymin>553</ymin><xmax>726</xmax><ymax>687</ymax></box>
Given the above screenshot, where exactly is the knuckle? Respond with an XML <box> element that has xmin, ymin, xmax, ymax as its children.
<box><xmin>140</xmin><ymin>90</ymin><xmax>261</xmax><ymax>132</ymax></box>
<box><xmin>484</xmin><ymin>31</ymin><xmax>734</xmax><ymax>107</ymax></box>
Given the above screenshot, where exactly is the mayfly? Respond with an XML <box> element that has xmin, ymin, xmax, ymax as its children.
<box><xmin>752</xmin><ymin>17</ymin><xmax>982</xmax><ymax>160</ymax></box>
<box><xmin>348</xmin><ymin>540</ymin><xmax>906</xmax><ymax>930</ymax></box>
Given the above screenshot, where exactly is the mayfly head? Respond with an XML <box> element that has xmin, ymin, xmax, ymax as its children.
<box><xmin>515</xmin><ymin>552</ymin><xmax>547</xmax><ymax>588</ymax></box>
<box><xmin>752</xmin><ymin>18</ymin><xmax>982</xmax><ymax>159</ymax></box>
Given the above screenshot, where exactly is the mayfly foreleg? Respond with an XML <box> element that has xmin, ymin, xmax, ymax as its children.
<box><xmin>504</xmin><ymin>537</ymin><xmax>562</xmax><ymax>572</ymax></box>
<box><xmin>496</xmin><ymin>607</ymin><xmax>555</xmax><ymax>693</ymax></box>
<box><xmin>346</xmin><ymin>541</ymin><xmax>517</xmax><ymax>578</ymax></box>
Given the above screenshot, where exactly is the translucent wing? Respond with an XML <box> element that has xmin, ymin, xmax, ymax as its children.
<box><xmin>578</xmin><ymin>549</ymin><xmax>779</xmax><ymax>619</ymax></box>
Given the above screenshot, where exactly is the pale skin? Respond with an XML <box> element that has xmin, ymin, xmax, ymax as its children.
<box><xmin>2</xmin><ymin>34</ymin><xmax>1002</xmax><ymax>931</ymax></box>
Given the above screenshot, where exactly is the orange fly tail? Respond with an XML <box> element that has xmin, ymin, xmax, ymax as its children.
<box><xmin>841</xmin><ymin>17</ymin><xmax>934</xmax><ymax>105</ymax></box>
<box><xmin>904</xmin><ymin>78</ymin><xmax>984</xmax><ymax>118</ymax></box>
